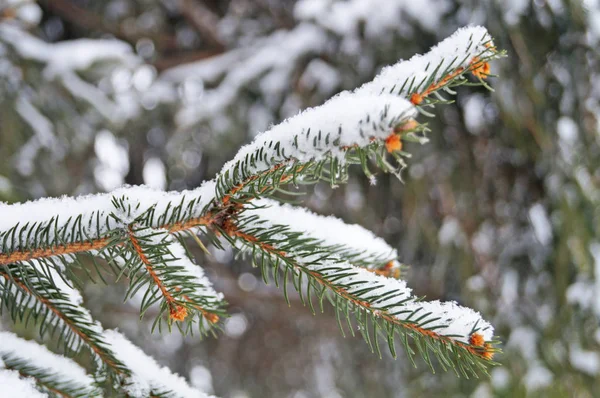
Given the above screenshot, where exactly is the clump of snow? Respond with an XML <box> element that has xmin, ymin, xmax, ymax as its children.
<box><xmin>584</xmin><ymin>0</ymin><xmax>600</xmax><ymax>41</ymax></box>
<box><xmin>392</xmin><ymin>300</ymin><xmax>494</xmax><ymax>343</ymax></box>
<box><xmin>224</xmin><ymin>313</ymin><xmax>248</xmax><ymax>339</ymax></box>
<box><xmin>524</xmin><ymin>364</ymin><xmax>553</xmax><ymax>392</ymax></box>
<box><xmin>356</xmin><ymin>26</ymin><xmax>494</xmax><ymax>97</ymax></box>
<box><xmin>592</xmin><ymin>242</ymin><xmax>600</xmax><ymax>316</ymax></box>
<box><xmin>6</xmin><ymin>0</ymin><xmax>43</xmax><ymax>25</ymax></box>
<box><xmin>566</xmin><ymin>280</ymin><xmax>596</xmax><ymax>313</ymax></box>
<box><xmin>528</xmin><ymin>203</ymin><xmax>553</xmax><ymax>246</ymax></box>
<box><xmin>491</xmin><ymin>367</ymin><xmax>511</xmax><ymax>390</ymax></box>
<box><xmin>439</xmin><ymin>216</ymin><xmax>466</xmax><ymax>247</ymax></box>
<box><xmin>103</xmin><ymin>330</ymin><xmax>213</xmax><ymax>398</ymax></box>
<box><xmin>0</xmin><ymin>181</ymin><xmax>218</xmax><ymax>252</ymax></box>
<box><xmin>0</xmin><ymin>24</ymin><xmax>135</xmax><ymax>79</ymax></box>
<box><xmin>0</xmin><ymin>331</ymin><xmax>96</xmax><ymax>393</ymax></box>
<box><xmin>0</xmin><ymin>369</ymin><xmax>47</xmax><ymax>398</ymax></box>
<box><xmin>507</xmin><ymin>327</ymin><xmax>538</xmax><ymax>361</ymax></box>
<box><xmin>246</xmin><ymin>198</ymin><xmax>397</xmax><ymax>263</ymax></box>
<box><xmin>189</xmin><ymin>365</ymin><xmax>214</xmax><ymax>394</ymax></box>
<box><xmin>219</xmin><ymin>91</ymin><xmax>415</xmax><ymax>188</ymax></box>
<box><xmin>557</xmin><ymin>116</ymin><xmax>580</xmax><ymax>163</ymax></box>
<box><xmin>463</xmin><ymin>94</ymin><xmax>486</xmax><ymax>134</ymax></box>
<box><xmin>94</xmin><ymin>130</ymin><xmax>130</xmax><ymax>192</ymax></box>
<box><xmin>569</xmin><ymin>344</ymin><xmax>600</xmax><ymax>376</ymax></box>
<box><xmin>557</xmin><ymin>116</ymin><xmax>579</xmax><ymax>144</ymax></box>
<box><xmin>143</xmin><ymin>158</ymin><xmax>168</xmax><ymax>190</ymax></box>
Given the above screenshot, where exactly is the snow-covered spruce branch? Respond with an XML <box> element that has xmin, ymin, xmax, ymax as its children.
<box><xmin>223</xmin><ymin>199</ymin><xmax>495</xmax><ymax>375</ymax></box>
<box><xmin>0</xmin><ymin>331</ymin><xmax>99</xmax><ymax>397</ymax></box>
<box><xmin>102</xmin><ymin>330</ymin><xmax>215</xmax><ymax>398</ymax></box>
<box><xmin>0</xmin><ymin>368</ymin><xmax>48</xmax><ymax>398</ymax></box>
<box><xmin>0</xmin><ymin>26</ymin><xmax>504</xmax><ymax>394</ymax></box>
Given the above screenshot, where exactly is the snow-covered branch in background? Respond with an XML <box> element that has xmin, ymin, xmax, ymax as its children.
<box><xmin>0</xmin><ymin>331</ymin><xmax>99</xmax><ymax>397</ymax></box>
<box><xmin>173</xmin><ymin>24</ymin><xmax>328</xmax><ymax>129</ymax></box>
<box><xmin>295</xmin><ymin>0</ymin><xmax>449</xmax><ymax>37</ymax></box>
<box><xmin>103</xmin><ymin>330</ymin><xmax>213</xmax><ymax>398</ymax></box>
<box><xmin>0</xmin><ymin>26</ymin><xmax>505</xmax><ymax>394</ymax></box>
<box><xmin>0</xmin><ymin>369</ymin><xmax>47</xmax><ymax>398</ymax></box>
<box><xmin>0</xmin><ymin>261</ymin><xmax>127</xmax><ymax>375</ymax></box>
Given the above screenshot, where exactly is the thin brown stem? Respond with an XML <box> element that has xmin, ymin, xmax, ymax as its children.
<box><xmin>0</xmin><ymin>239</ymin><xmax>110</xmax><ymax>266</ymax></box>
<box><xmin>126</xmin><ymin>227</ymin><xmax>185</xmax><ymax>321</ymax></box>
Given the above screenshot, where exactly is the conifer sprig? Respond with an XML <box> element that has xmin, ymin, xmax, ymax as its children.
<box><xmin>221</xmin><ymin>201</ymin><xmax>497</xmax><ymax>376</ymax></box>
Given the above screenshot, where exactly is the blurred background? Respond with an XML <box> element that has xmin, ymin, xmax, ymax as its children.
<box><xmin>1</xmin><ymin>0</ymin><xmax>599</xmax><ymax>397</ymax></box>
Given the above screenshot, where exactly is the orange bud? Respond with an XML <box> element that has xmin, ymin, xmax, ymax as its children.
<box><xmin>482</xmin><ymin>343</ymin><xmax>495</xmax><ymax>360</ymax></box>
<box><xmin>410</xmin><ymin>92</ymin><xmax>423</xmax><ymax>105</ymax></box>
<box><xmin>204</xmin><ymin>312</ymin><xmax>220</xmax><ymax>324</ymax></box>
<box><xmin>469</xmin><ymin>332</ymin><xmax>485</xmax><ymax>347</ymax></box>
<box><xmin>470</xmin><ymin>333</ymin><xmax>495</xmax><ymax>360</ymax></box>
<box><xmin>170</xmin><ymin>305</ymin><xmax>188</xmax><ymax>321</ymax></box>
<box><xmin>385</xmin><ymin>134</ymin><xmax>402</xmax><ymax>153</ymax></box>
<box><xmin>470</xmin><ymin>57</ymin><xmax>490</xmax><ymax>79</ymax></box>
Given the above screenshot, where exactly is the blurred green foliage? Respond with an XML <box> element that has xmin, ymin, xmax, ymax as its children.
<box><xmin>1</xmin><ymin>0</ymin><xmax>599</xmax><ymax>396</ymax></box>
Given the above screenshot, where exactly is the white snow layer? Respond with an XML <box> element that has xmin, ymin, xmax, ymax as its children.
<box><xmin>246</xmin><ymin>198</ymin><xmax>397</xmax><ymax>262</ymax></box>
<box><xmin>103</xmin><ymin>330</ymin><xmax>213</xmax><ymax>398</ymax></box>
<box><xmin>0</xmin><ymin>332</ymin><xmax>96</xmax><ymax>391</ymax></box>
<box><xmin>239</xmin><ymin>201</ymin><xmax>494</xmax><ymax>344</ymax></box>
<box><xmin>0</xmin><ymin>24</ymin><xmax>136</xmax><ymax>78</ymax></box>
<box><xmin>295</xmin><ymin>0</ymin><xmax>449</xmax><ymax>36</ymax></box>
<box><xmin>219</xmin><ymin>91</ymin><xmax>415</xmax><ymax>183</ymax></box>
<box><xmin>217</xmin><ymin>25</ymin><xmax>493</xmax><ymax>188</ymax></box>
<box><xmin>0</xmin><ymin>369</ymin><xmax>47</xmax><ymax>398</ymax></box>
<box><xmin>356</xmin><ymin>26</ymin><xmax>494</xmax><ymax>97</ymax></box>
<box><xmin>0</xmin><ymin>181</ymin><xmax>217</xmax><ymax>252</ymax></box>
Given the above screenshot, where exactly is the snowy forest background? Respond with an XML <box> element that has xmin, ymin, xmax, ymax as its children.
<box><xmin>1</xmin><ymin>0</ymin><xmax>599</xmax><ymax>397</ymax></box>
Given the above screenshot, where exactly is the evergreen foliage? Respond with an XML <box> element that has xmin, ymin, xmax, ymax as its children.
<box><xmin>0</xmin><ymin>25</ymin><xmax>505</xmax><ymax>396</ymax></box>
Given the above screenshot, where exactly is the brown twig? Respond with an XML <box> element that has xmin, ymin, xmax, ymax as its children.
<box><xmin>0</xmin><ymin>239</ymin><xmax>110</xmax><ymax>266</ymax></box>
<box><xmin>126</xmin><ymin>227</ymin><xmax>186</xmax><ymax>321</ymax></box>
